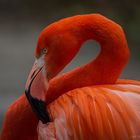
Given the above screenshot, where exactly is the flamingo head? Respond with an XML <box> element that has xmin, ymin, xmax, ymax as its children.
<box><xmin>25</xmin><ymin>22</ymin><xmax>80</xmax><ymax>124</ymax></box>
<box><xmin>35</xmin><ymin>25</ymin><xmax>81</xmax><ymax>80</ymax></box>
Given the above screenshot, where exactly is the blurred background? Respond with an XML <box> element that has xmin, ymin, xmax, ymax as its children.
<box><xmin>0</xmin><ymin>0</ymin><xmax>140</xmax><ymax>129</ymax></box>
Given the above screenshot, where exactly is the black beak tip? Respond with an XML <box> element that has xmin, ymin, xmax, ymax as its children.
<box><xmin>25</xmin><ymin>89</ymin><xmax>50</xmax><ymax>124</ymax></box>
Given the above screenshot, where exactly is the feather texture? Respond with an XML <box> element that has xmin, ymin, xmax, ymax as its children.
<box><xmin>38</xmin><ymin>80</ymin><xmax>140</xmax><ymax>140</ymax></box>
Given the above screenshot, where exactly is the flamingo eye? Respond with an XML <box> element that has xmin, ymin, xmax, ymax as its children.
<box><xmin>42</xmin><ymin>48</ymin><xmax>48</xmax><ymax>54</ymax></box>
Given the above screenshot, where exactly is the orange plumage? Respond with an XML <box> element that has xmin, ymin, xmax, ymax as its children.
<box><xmin>1</xmin><ymin>14</ymin><xmax>140</xmax><ymax>140</ymax></box>
<box><xmin>45</xmin><ymin>80</ymin><xmax>140</xmax><ymax>140</ymax></box>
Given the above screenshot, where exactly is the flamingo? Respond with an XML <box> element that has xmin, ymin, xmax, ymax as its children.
<box><xmin>1</xmin><ymin>14</ymin><xmax>140</xmax><ymax>140</ymax></box>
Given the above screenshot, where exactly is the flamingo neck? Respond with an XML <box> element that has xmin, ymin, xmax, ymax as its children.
<box><xmin>46</xmin><ymin>14</ymin><xmax>130</xmax><ymax>104</ymax></box>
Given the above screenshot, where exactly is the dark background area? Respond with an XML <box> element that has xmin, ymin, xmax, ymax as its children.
<box><xmin>0</xmin><ymin>0</ymin><xmax>140</xmax><ymax>129</ymax></box>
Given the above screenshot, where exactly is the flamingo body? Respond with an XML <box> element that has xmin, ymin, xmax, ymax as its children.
<box><xmin>38</xmin><ymin>80</ymin><xmax>140</xmax><ymax>140</ymax></box>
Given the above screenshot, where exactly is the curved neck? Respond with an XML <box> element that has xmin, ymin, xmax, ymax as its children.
<box><xmin>46</xmin><ymin>14</ymin><xmax>130</xmax><ymax>104</ymax></box>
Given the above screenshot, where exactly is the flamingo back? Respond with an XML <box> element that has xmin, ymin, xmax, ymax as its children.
<box><xmin>38</xmin><ymin>80</ymin><xmax>140</xmax><ymax>140</ymax></box>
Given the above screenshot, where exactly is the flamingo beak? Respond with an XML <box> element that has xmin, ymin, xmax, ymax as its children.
<box><xmin>25</xmin><ymin>60</ymin><xmax>43</xmax><ymax>92</ymax></box>
<box><xmin>25</xmin><ymin>57</ymin><xmax>50</xmax><ymax>124</ymax></box>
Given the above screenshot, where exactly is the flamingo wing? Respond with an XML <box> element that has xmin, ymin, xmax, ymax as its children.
<box><xmin>38</xmin><ymin>80</ymin><xmax>140</xmax><ymax>140</ymax></box>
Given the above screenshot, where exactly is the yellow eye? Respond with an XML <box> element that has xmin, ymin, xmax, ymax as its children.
<box><xmin>42</xmin><ymin>48</ymin><xmax>48</xmax><ymax>54</ymax></box>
